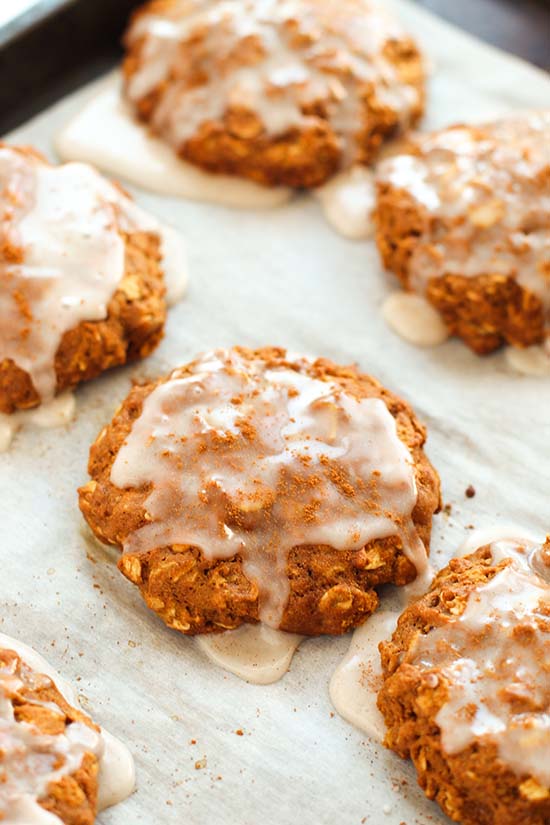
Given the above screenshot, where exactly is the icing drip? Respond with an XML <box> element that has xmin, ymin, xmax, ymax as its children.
<box><xmin>0</xmin><ymin>634</ymin><xmax>135</xmax><ymax>823</ymax></box>
<box><xmin>124</xmin><ymin>0</ymin><xmax>422</xmax><ymax>163</ymax></box>
<box><xmin>408</xmin><ymin>538</ymin><xmax>550</xmax><ymax>787</ymax></box>
<box><xmin>330</xmin><ymin>610</ymin><xmax>397</xmax><ymax>740</ymax></box>
<box><xmin>196</xmin><ymin>624</ymin><xmax>303</xmax><ymax>684</ymax></box>
<box><xmin>0</xmin><ymin>146</ymin><xmax>186</xmax><ymax>405</ymax></box>
<box><xmin>377</xmin><ymin>113</ymin><xmax>550</xmax><ymax>334</ymax></box>
<box><xmin>381</xmin><ymin>292</ymin><xmax>450</xmax><ymax>347</ymax></box>
<box><xmin>315</xmin><ymin>165</ymin><xmax>375</xmax><ymax>240</ymax></box>
<box><xmin>110</xmin><ymin>349</ymin><xmax>425</xmax><ymax>628</ymax></box>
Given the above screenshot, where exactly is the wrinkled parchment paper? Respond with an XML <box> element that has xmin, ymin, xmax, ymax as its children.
<box><xmin>3</xmin><ymin>2</ymin><xmax>550</xmax><ymax>822</ymax></box>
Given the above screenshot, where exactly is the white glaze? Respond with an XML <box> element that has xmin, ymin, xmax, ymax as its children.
<box><xmin>505</xmin><ymin>340</ymin><xmax>550</xmax><ymax>376</ymax></box>
<box><xmin>315</xmin><ymin>166</ymin><xmax>375</xmax><ymax>240</ymax></box>
<box><xmin>377</xmin><ymin>112</ymin><xmax>550</xmax><ymax>347</ymax></box>
<box><xmin>0</xmin><ymin>146</ymin><xmax>187</xmax><ymax>406</ymax></box>
<box><xmin>56</xmin><ymin>78</ymin><xmax>292</xmax><ymax>209</ymax></box>
<box><xmin>0</xmin><ymin>392</ymin><xmax>75</xmax><ymax>453</ymax></box>
<box><xmin>196</xmin><ymin>624</ymin><xmax>303</xmax><ymax>684</ymax></box>
<box><xmin>124</xmin><ymin>0</ymin><xmax>421</xmax><ymax>164</ymax></box>
<box><xmin>110</xmin><ymin>349</ymin><xmax>426</xmax><ymax>628</ymax></box>
<box><xmin>96</xmin><ymin>729</ymin><xmax>136</xmax><ymax>811</ymax></box>
<box><xmin>459</xmin><ymin>525</ymin><xmax>542</xmax><ymax>557</ymax></box>
<box><xmin>408</xmin><ymin>538</ymin><xmax>550</xmax><ymax>786</ymax></box>
<box><xmin>159</xmin><ymin>224</ymin><xmax>189</xmax><ymax>306</ymax></box>
<box><xmin>400</xmin><ymin>561</ymin><xmax>435</xmax><ymax>604</ymax></box>
<box><xmin>329</xmin><ymin>610</ymin><xmax>397</xmax><ymax>741</ymax></box>
<box><xmin>382</xmin><ymin>292</ymin><xmax>450</xmax><ymax>347</ymax></box>
<box><xmin>0</xmin><ymin>633</ymin><xmax>135</xmax><ymax>822</ymax></box>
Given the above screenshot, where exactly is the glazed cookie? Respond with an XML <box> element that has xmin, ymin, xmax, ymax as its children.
<box><xmin>378</xmin><ymin>537</ymin><xmax>550</xmax><ymax>825</ymax></box>
<box><xmin>0</xmin><ymin>633</ymin><xmax>134</xmax><ymax>823</ymax></box>
<box><xmin>375</xmin><ymin>111</ymin><xmax>550</xmax><ymax>354</ymax></box>
<box><xmin>79</xmin><ymin>347</ymin><xmax>440</xmax><ymax>636</ymax></box>
<box><xmin>122</xmin><ymin>0</ymin><xmax>425</xmax><ymax>188</ymax></box>
<box><xmin>0</xmin><ymin>143</ymin><xmax>186</xmax><ymax>415</ymax></box>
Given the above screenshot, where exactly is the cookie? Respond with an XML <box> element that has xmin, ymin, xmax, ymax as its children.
<box><xmin>123</xmin><ymin>0</ymin><xmax>425</xmax><ymax>187</ymax></box>
<box><xmin>79</xmin><ymin>346</ymin><xmax>440</xmax><ymax>635</ymax></box>
<box><xmin>379</xmin><ymin>537</ymin><xmax>550</xmax><ymax>825</ymax></box>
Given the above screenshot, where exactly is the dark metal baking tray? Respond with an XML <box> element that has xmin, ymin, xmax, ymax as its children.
<box><xmin>0</xmin><ymin>0</ymin><xmax>139</xmax><ymax>135</ymax></box>
<box><xmin>1</xmin><ymin>0</ymin><xmax>549</xmax><ymax>137</ymax></box>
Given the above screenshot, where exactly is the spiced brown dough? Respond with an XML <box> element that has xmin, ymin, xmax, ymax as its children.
<box><xmin>0</xmin><ymin>647</ymin><xmax>99</xmax><ymax>825</ymax></box>
<box><xmin>79</xmin><ymin>347</ymin><xmax>441</xmax><ymax>636</ymax></box>
<box><xmin>122</xmin><ymin>0</ymin><xmax>425</xmax><ymax>188</ymax></box>
<box><xmin>378</xmin><ymin>546</ymin><xmax>550</xmax><ymax>825</ymax></box>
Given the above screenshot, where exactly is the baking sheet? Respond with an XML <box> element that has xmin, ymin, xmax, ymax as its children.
<box><xmin>2</xmin><ymin>2</ymin><xmax>550</xmax><ymax>823</ymax></box>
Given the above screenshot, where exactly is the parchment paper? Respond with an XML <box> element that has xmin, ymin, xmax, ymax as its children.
<box><xmin>2</xmin><ymin>2</ymin><xmax>550</xmax><ymax>823</ymax></box>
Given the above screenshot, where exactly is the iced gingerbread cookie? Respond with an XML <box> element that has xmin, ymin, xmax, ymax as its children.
<box><xmin>0</xmin><ymin>144</ymin><xmax>186</xmax><ymax>437</ymax></box>
<box><xmin>378</xmin><ymin>536</ymin><xmax>550</xmax><ymax>825</ymax></box>
<box><xmin>122</xmin><ymin>0</ymin><xmax>425</xmax><ymax>188</ymax></box>
<box><xmin>0</xmin><ymin>633</ymin><xmax>134</xmax><ymax>823</ymax></box>
<box><xmin>375</xmin><ymin>112</ymin><xmax>550</xmax><ymax>356</ymax></box>
<box><xmin>79</xmin><ymin>347</ymin><xmax>440</xmax><ymax>637</ymax></box>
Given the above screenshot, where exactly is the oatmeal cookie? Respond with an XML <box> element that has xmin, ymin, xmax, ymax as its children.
<box><xmin>122</xmin><ymin>0</ymin><xmax>425</xmax><ymax>187</ymax></box>
<box><xmin>375</xmin><ymin>112</ymin><xmax>550</xmax><ymax>354</ymax></box>
<box><xmin>378</xmin><ymin>537</ymin><xmax>550</xmax><ymax>825</ymax></box>
<box><xmin>0</xmin><ymin>143</ymin><xmax>183</xmax><ymax>414</ymax></box>
<box><xmin>0</xmin><ymin>643</ymin><xmax>100</xmax><ymax>824</ymax></box>
<box><xmin>79</xmin><ymin>346</ymin><xmax>440</xmax><ymax>636</ymax></box>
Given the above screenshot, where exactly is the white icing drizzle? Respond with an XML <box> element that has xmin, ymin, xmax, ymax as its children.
<box><xmin>124</xmin><ymin>0</ymin><xmax>422</xmax><ymax>164</ymax></box>
<box><xmin>0</xmin><ymin>145</ymin><xmax>187</xmax><ymax>406</ymax></box>
<box><xmin>377</xmin><ymin>112</ymin><xmax>550</xmax><ymax>334</ymax></box>
<box><xmin>56</xmin><ymin>78</ymin><xmax>292</xmax><ymax>209</ymax></box>
<box><xmin>330</xmin><ymin>610</ymin><xmax>397</xmax><ymax>741</ymax></box>
<box><xmin>110</xmin><ymin>349</ymin><xmax>425</xmax><ymax>628</ymax></box>
<box><xmin>381</xmin><ymin>292</ymin><xmax>450</xmax><ymax>347</ymax></box>
<box><xmin>196</xmin><ymin>624</ymin><xmax>303</xmax><ymax>684</ymax></box>
<box><xmin>315</xmin><ymin>165</ymin><xmax>375</xmax><ymax>240</ymax></box>
<box><xmin>458</xmin><ymin>526</ymin><xmax>542</xmax><ymax>558</ymax></box>
<box><xmin>408</xmin><ymin>538</ymin><xmax>550</xmax><ymax>787</ymax></box>
<box><xmin>0</xmin><ymin>392</ymin><xmax>75</xmax><ymax>453</ymax></box>
<box><xmin>0</xmin><ymin>633</ymin><xmax>135</xmax><ymax>823</ymax></box>
<box><xmin>158</xmin><ymin>224</ymin><xmax>189</xmax><ymax>306</ymax></box>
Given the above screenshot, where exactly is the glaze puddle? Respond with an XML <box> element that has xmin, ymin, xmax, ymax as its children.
<box><xmin>315</xmin><ymin>166</ymin><xmax>375</xmax><ymax>240</ymax></box>
<box><xmin>329</xmin><ymin>610</ymin><xmax>397</xmax><ymax>741</ymax></box>
<box><xmin>0</xmin><ymin>392</ymin><xmax>75</xmax><ymax>452</ymax></box>
<box><xmin>382</xmin><ymin>292</ymin><xmax>450</xmax><ymax>347</ymax></box>
<box><xmin>196</xmin><ymin>624</ymin><xmax>303</xmax><ymax>685</ymax></box>
<box><xmin>56</xmin><ymin>77</ymin><xmax>292</xmax><ymax>210</ymax></box>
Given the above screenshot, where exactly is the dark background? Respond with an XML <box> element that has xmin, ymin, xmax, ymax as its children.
<box><xmin>418</xmin><ymin>0</ymin><xmax>550</xmax><ymax>70</ymax></box>
<box><xmin>1</xmin><ymin>0</ymin><xmax>549</xmax><ymax>134</ymax></box>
